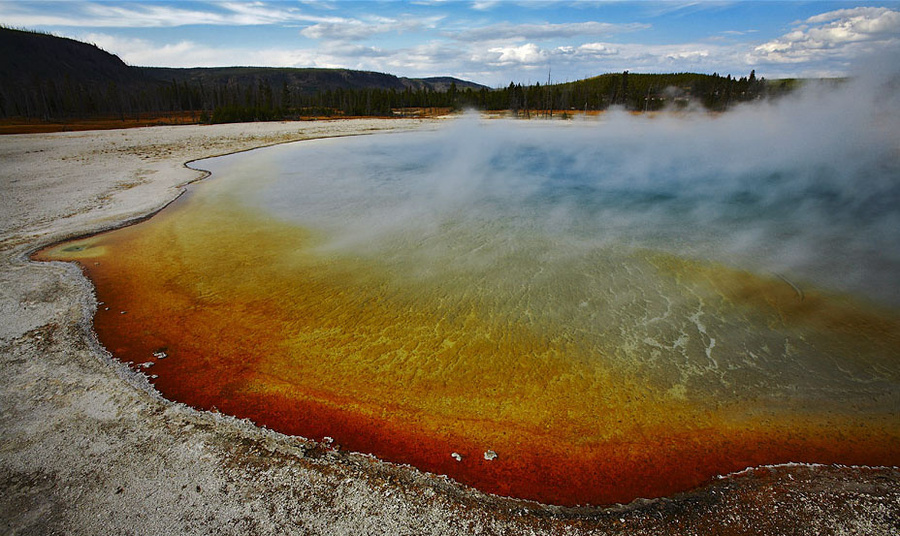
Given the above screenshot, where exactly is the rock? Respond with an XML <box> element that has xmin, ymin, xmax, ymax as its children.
<box><xmin>483</xmin><ymin>450</ymin><xmax>497</xmax><ymax>461</ymax></box>
<box><xmin>451</xmin><ymin>452</ymin><xmax>463</xmax><ymax>462</ymax></box>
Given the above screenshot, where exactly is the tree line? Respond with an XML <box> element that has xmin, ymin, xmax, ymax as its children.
<box><xmin>2</xmin><ymin>70</ymin><xmax>783</xmax><ymax>124</ymax></box>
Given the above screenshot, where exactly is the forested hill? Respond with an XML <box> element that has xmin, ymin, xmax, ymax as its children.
<box><xmin>2</xmin><ymin>26</ymin><xmax>796</xmax><ymax>124</ymax></box>
<box><xmin>0</xmin><ymin>26</ymin><xmax>143</xmax><ymax>87</ymax></box>
<box><xmin>143</xmin><ymin>67</ymin><xmax>485</xmax><ymax>95</ymax></box>
<box><xmin>0</xmin><ymin>27</ymin><xmax>485</xmax><ymax>120</ymax></box>
<box><xmin>504</xmin><ymin>70</ymin><xmax>792</xmax><ymax>114</ymax></box>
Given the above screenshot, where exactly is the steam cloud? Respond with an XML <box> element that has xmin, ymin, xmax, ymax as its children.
<box><xmin>208</xmin><ymin>54</ymin><xmax>900</xmax><ymax>307</ymax></box>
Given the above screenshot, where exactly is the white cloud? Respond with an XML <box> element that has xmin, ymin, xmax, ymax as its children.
<box><xmin>0</xmin><ymin>1</ymin><xmax>344</xmax><ymax>28</ymax></box>
<box><xmin>484</xmin><ymin>43</ymin><xmax>547</xmax><ymax>67</ymax></box>
<box><xmin>79</xmin><ymin>33</ymin><xmax>323</xmax><ymax>68</ymax></box>
<box><xmin>664</xmin><ymin>49</ymin><xmax>710</xmax><ymax>61</ymax></box>
<box><xmin>576</xmin><ymin>42</ymin><xmax>619</xmax><ymax>57</ymax></box>
<box><xmin>470</xmin><ymin>1</ymin><xmax>501</xmax><ymax>11</ymax></box>
<box><xmin>321</xmin><ymin>42</ymin><xmax>391</xmax><ymax>59</ymax></box>
<box><xmin>300</xmin><ymin>17</ymin><xmax>438</xmax><ymax>41</ymax></box>
<box><xmin>464</xmin><ymin>40</ymin><xmax>738</xmax><ymax>81</ymax></box>
<box><xmin>78</xmin><ymin>32</ymin><xmax>460</xmax><ymax>74</ymax></box>
<box><xmin>217</xmin><ymin>1</ymin><xmax>320</xmax><ymax>25</ymax></box>
<box><xmin>751</xmin><ymin>6</ymin><xmax>900</xmax><ymax>64</ymax></box>
<box><xmin>805</xmin><ymin>6</ymin><xmax>898</xmax><ymax>27</ymax></box>
<box><xmin>455</xmin><ymin>21</ymin><xmax>649</xmax><ymax>42</ymax></box>
<box><xmin>74</xmin><ymin>30</ymin><xmax>470</xmax><ymax>76</ymax></box>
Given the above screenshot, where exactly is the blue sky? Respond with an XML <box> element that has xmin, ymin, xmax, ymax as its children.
<box><xmin>2</xmin><ymin>1</ymin><xmax>899</xmax><ymax>86</ymax></box>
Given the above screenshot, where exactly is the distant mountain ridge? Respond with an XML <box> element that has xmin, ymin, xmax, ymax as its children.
<box><xmin>142</xmin><ymin>67</ymin><xmax>486</xmax><ymax>95</ymax></box>
<box><xmin>0</xmin><ymin>27</ymin><xmax>142</xmax><ymax>86</ymax></box>
<box><xmin>0</xmin><ymin>27</ymin><xmax>486</xmax><ymax>119</ymax></box>
<box><xmin>0</xmin><ymin>27</ymin><xmax>485</xmax><ymax>91</ymax></box>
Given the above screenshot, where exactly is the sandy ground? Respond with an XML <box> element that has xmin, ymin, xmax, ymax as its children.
<box><xmin>1</xmin><ymin>119</ymin><xmax>897</xmax><ymax>535</ymax></box>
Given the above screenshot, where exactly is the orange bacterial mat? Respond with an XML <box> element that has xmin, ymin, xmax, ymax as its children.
<box><xmin>35</xmin><ymin>138</ymin><xmax>900</xmax><ymax>507</ymax></box>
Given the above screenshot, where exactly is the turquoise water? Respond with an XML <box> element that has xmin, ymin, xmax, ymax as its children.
<box><xmin>202</xmin><ymin>112</ymin><xmax>900</xmax><ymax>309</ymax></box>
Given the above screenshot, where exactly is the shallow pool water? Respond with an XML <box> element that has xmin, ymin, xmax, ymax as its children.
<box><xmin>37</xmin><ymin>114</ymin><xmax>900</xmax><ymax>506</ymax></box>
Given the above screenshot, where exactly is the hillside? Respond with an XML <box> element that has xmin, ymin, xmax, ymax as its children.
<box><xmin>0</xmin><ymin>27</ymin><xmax>140</xmax><ymax>86</ymax></box>
<box><xmin>142</xmin><ymin>67</ymin><xmax>485</xmax><ymax>95</ymax></box>
<box><xmin>542</xmin><ymin>70</ymin><xmax>768</xmax><ymax>112</ymax></box>
<box><xmin>0</xmin><ymin>27</ymin><xmax>485</xmax><ymax>120</ymax></box>
<box><xmin>1</xmin><ymin>26</ymin><xmax>791</xmax><ymax>125</ymax></box>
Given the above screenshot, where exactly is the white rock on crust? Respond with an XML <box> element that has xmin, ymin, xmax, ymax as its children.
<box><xmin>451</xmin><ymin>452</ymin><xmax>463</xmax><ymax>462</ymax></box>
<box><xmin>483</xmin><ymin>450</ymin><xmax>497</xmax><ymax>461</ymax></box>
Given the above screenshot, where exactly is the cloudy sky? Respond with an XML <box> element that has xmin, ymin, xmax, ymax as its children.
<box><xmin>2</xmin><ymin>1</ymin><xmax>899</xmax><ymax>86</ymax></box>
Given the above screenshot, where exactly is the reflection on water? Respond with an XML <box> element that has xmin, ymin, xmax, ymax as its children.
<box><xmin>36</xmin><ymin>116</ymin><xmax>900</xmax><ymax>506</ymax></box>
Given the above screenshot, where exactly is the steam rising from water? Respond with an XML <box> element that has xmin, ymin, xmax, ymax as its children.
<box><xmin>209</xmin><ymin>67</ymin><xmax>900</xmax><ymax>308</ymax></box>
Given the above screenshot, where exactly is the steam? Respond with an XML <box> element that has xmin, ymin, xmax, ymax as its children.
<box><xmin>208</xmin><ymin>59</ymin><xmax>900</xmax><ymax>307</ymax></box>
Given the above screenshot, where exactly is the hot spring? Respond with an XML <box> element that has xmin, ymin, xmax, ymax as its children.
<box><xmin>37</xmin><ymin>94</ymin><xmax>900</xmax><ymax>506</ymax></box>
